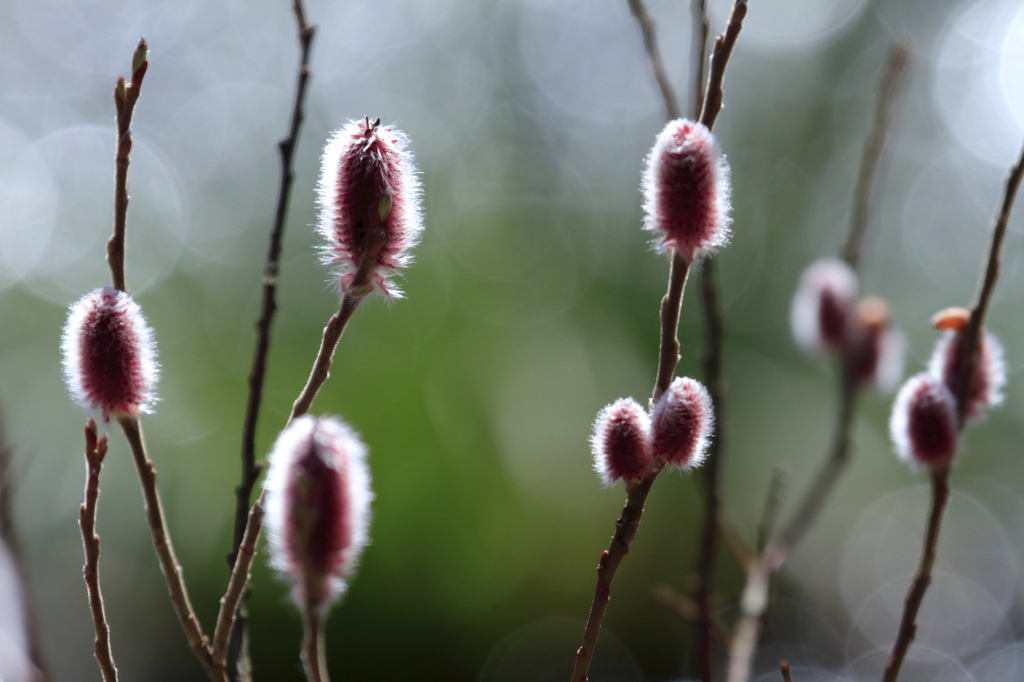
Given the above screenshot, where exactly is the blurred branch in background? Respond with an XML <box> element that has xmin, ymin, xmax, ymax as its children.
<box><xmin>0</xmin><ymin>407</ymin><xmax>48</xmax><ymax>681</ymax></box>
<box><xmin>230</xmin><ymin>0</ymin><xmax>316</xmax><ymax>676</ymax></box>
<box><xmin>727</xmin><ymin>42</ymin><xmax>911</xmax><ymax>682</ymax></box>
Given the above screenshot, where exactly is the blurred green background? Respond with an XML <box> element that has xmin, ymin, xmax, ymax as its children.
<box><xmin>2</xmin><ymin>0</ymin><xmax>1024</xmax><ymax>680</ymax></box>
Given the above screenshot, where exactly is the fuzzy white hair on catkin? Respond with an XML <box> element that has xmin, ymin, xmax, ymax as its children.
<box><xmin>60</xmin><ymin>286</ymin><xmax>159</xmax><ymax>415</ymax></box>
<box><xmin>263</xmin><ymin>414</ymin><xmax>373</xmax><ymax>608</ymax></box>
<box><xmin>640</xmin><ymin>118</ymin><xmax>732</xmax><ymax>260</ymax></box>
<box><xmin>315</xmin><ymin>119</ymin><xmax>424</xmax><ymax>300</ymax></box>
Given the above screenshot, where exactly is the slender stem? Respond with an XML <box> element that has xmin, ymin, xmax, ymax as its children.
<box><xmin>117</xmin><ymin>414</ymin><xmax>224</xmax><ymax>682</ymax></box>
<box><xmin>80</xmin><ymin>420</ymin><xmax>117</xmax><ymax>682</ymax></box>
<box><xmin>780</xmin><ymin>660</ymin><xmax>794</xmax><ymax>682</ymax></box>
<box><xmin>233</xmin><ymin>0</ymin><xmax>316</xmax><ymax>566</ymax></box>
<box><xmin>880</xmin><ymin>138</ymin><xmax>1024</xmax><ymax>682</ymax></box>
<box><xmin>108</xmin><ymin>38</ymin><xmax>148</xmax><ymax>293</ymax></box>
<box><xmin>571</xmin><ymin>465</ymin><xmax>664</xmax><ymax>682</ymax></box>
<box><xmin>289</xmin><ymin>294</ymin><xmax>362</xmax><ymax>422</ymax></box>
<box><xmin>213</xmin><ymin>495</ymin><xmax>266</xmax><ymax>666</ymax></box>
<box><xmin>627</xmin><ymin>0</ymin><xmax>681</xmax><ymax>121</ymax></box>
<box><xmin>690</xmin><ymin>0</ymin><xmax>709</xmax><ymax>119</ymax></box>
<box><xmin>302</xmin><ymin>610</ymin><xmax>329</xmax><ymax>682</ymax></box>
<box><xmin>698</xmin><ymin>0</ymin><xmax>747</xmax><ymax>132</ymax></box>
<box><xmin>841</xmin><ymin>43</ymin><xmax>911</xmax><ymax>271</ymax></box>
<box><xmin>955</xmin><ymin>141</ymin><xmax>1024</xmax><ymax>424</ymax></box>
<box><xmin>653</xmin><ymin>252</ymin><xmax>692</xmax><ymax>403</ymax></box>
<box><xmin>880</xmin><ymin>468</ymin><xmax>951</xmax><ymax>682</ymax></box>
<box><xmin>228</xmin><ymin>3</ymin><xmax>315</xmax><ymax>676</ymax></box>
<box><xmin>696</xmin><ymin>256</ymin><xmax>725</xmax><ymax>682</ymax></box>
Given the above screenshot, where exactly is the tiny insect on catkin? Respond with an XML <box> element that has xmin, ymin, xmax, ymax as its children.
<box><xmin>890</xmin><ymin>373</ymin><xmax>960</xmax><ymax>469</ymax></box>
<box><xmin>650</xmin><ymin>377</ymin><xmax>713</xmax><ymax>469</ymax></box>
<box><xmin>318</xmin><ymin>117</ymin><xmax>423</xmax><ymax>298</ymax></box>
<box><xmin>591</xmin><ymin>398</ymin><xmax>653</xmax><ymax>485</ymax></box>
<box><xmin>790</xmin><ymin>258</ymin><xmax>859</xmax><ymax>354</ymax></box>
<box><xmin>264</xmin><ymin>415</ymin><xmax>372</xmax><ymax>616</ymax></box>
<box><xmin>61</xmin><ymin>286</ymin><xmax>159</xmax><ymax>421</ymax></box>
<box><xmin>641</xmin><ymin>119</ymin><xmax>731</xmax><ymax>261</ymax></box>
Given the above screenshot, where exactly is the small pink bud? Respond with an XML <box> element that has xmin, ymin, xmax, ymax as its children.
<box><xmin>842</xmin><ymin>297</ymin><xmax>904</xmax><ymax>391</ymax></box>
<box><xmin>650</xmin><ymin>377</ymin><xmax>714</xmax><ymax>469</ymax></box>
<box><xmin>890</xmin><ymin>373</ymin><xmax>960</xmax><ymax>469</ymax></box>
<box><xmin>927</xmin><ymin>328</ymin><xmax>1005</xmax><ymax>421</ymax></box>
<box><xmin>641</xmin><ymin>119</ymin><xmax>731</xmax><ymax>261</ymax></box>
<box><xmin>61</xmin><ymin>286</ymin><xmax>158</xmax><ymax>420</ymax></box>
<box><xmin>264</xmin><ymin>415</ymin><xmax>372</xmax><ymax>615</ymax></box>
<box><xmin>790</xmin><ymin>258</ymin><xmax>859</xmax><ymax>354</ymax></box>
<box><xmin>591</xmin><ymin>398</ymin><xmax>652</xmax><ymax>485</ymax></box>
<box><xmin>317</xmin><ymin>117</ymin><xmax>423</xmax><ymax>299</ymax></box>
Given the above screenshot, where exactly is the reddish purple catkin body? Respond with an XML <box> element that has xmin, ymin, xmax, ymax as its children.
<box><xmin>61</xmin><ymin>286</ymin><xmax>158</xmax><ymax>420</ymax></box>
<box><xmin>650</xmin><ymin>377</ymin><xmax>714</xmax><ymax>469</ymax></box>
<box><xmin>591</xmin><ymin>398</ymin><xmax>653</xmax><ymax>485</ymax></box>
<box><xmin>641</xmin><ymin>119</ymin><xmax>731</xmax><ymax>261</ymax></box>
<box><xmin>791</xmin><ymin>258</ymin><xmax>859</xmax><ymax>354</ymax></box>
<box><xmin>317</xmin><ymin>117</ymin><xmax>423</xmax><ymax>298</ymax></box>
<box><xmin>264</xmin><ymin>415</ymin><xmax>372</xmax><ymax>615</ymax></box>
<box><xmin>928</xmin><ymin>329</ymin><xmax>1005</xmax><ymax>421</ymax></box>
<box><xmin>890</xmin><ymin>373</ymin><xmax>959</xmax><ymax>469</ymax></box>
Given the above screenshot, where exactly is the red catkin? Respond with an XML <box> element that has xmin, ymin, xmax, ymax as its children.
<box><xmin>61</xmin><ymin>286</ymin><xmax>158</xmax><ymax>420</ymax></box>
<box><xmin>641</xmin><ymin>119</ymin><xmax>731</xmax><ymax>261</ymax></box>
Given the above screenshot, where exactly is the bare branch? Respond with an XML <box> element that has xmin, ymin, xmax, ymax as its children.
<box><xmin>117</xmin><ymin>415</ymin><xmax>224</xmax><ymax>682</ymax></box>
<box><xmin>289</xmin><ymin>293</ymin><xmax>362</xmax><ymax>422</ymax></box>
<box><xmin>108</xmin><ymin>38</ymin><xmax>148</xmax><ymax>292</ymax></box>
<box><xmin>842</xmin><ymin>43</ymin><xmax>911</xmax><ymax>271</ymax></box>
<box><xmin>80</xmin><ymin>420</ymin><xmax>117</xmax><ymax>682</ymax></box>
<box><xmin>627</xmin><ymin>0</ymin><xmax>681</xmax><ymax>121</ymax></box>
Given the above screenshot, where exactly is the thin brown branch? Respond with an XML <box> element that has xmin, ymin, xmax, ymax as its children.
<box><xmin>880</xmin><ymin>467</ymin><xmax>951</xmax><ymax>682</ymax></box>
<box><xmin>780</xmin><ymin>659</ymin><xmax>794</xmax><ymax>682</ymax></box>
<box><xmin>698</xmin><ymin>0</ymin><xmax>747</xmax><ymax>132</ymax></box>
<box><xmin>627</xmin><ymin>0</ymin><xmax>681</xmax><ymax>121</ymax></box>
<box><xmin>653</xmin><ymin>251</ymin><xmax>692</xmax><ymax>403</ymax></box>
<box><xmin>80</xmin><ymin>420</ymin><xmax>117</xmax><ymax>682</ymax></box>
<box><xmin>303</xmin><ymin>610</ymin><xmax>329</xmax><ymax>682</ymax></box>
<box><xmin>690</xmin><ymin>0</ymin><xmax>709</xmax><ymax>119</ymax></box>
<box><xmin>229</xmin><ymin>2</ymin><xmax>315</xmax><ymax>675</ymax></box>
<box><xmin>571</xmin><ymin>464</ymin><xmax>665</xmax><ymax>682</ymax></box>
<box><xmin>290</xmin><ymin>293</ymin><xmax>363</xmax><ymax>422</ymax></box>
<box><xmin>213</xmin><ymin>495</ymin><xmax>265</xmax><ymax>666</ymax></box>
<box><xmin>233</xmin><ymin>0</ymin><xmax>316</xmax><ymax>566</ymax></box>
<box><xmin>107</xmin><ymin>38</ymin><xmax>148</xmax><ymax>292</ymax></box>
<box><xmin>697</xmin><ymin>257</ymin><xmax>726</xmax><ymax>682</ymax></box>
<box><xmin>842</xmin><ymin>43</ymin><xmax>911</xmax><ymax>271</ymax></box>
<box><xmin>956</xmin><ymin>141</ymin><xmax>1024</xmax><ymax>424</ymax></box>
<box><xmin>117</xmin><ymin>414</ymin><xmax>224</xmax><ymax>682</ymax></box>
<box><xmin>692</xmin><ymin>1</ymin><xmax>745</xmax><ymax>675</ymax></box>
<box><xmin>881</xmin><ymin>139</ymin><xmax>1024</xmax><ymax>682</ymax></box>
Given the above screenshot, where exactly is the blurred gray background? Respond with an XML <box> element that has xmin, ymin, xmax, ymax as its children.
<box><xmin>1</xmin><ymin>0</ymin><xmax>1024</xmax><ymax>679</ymax></box>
